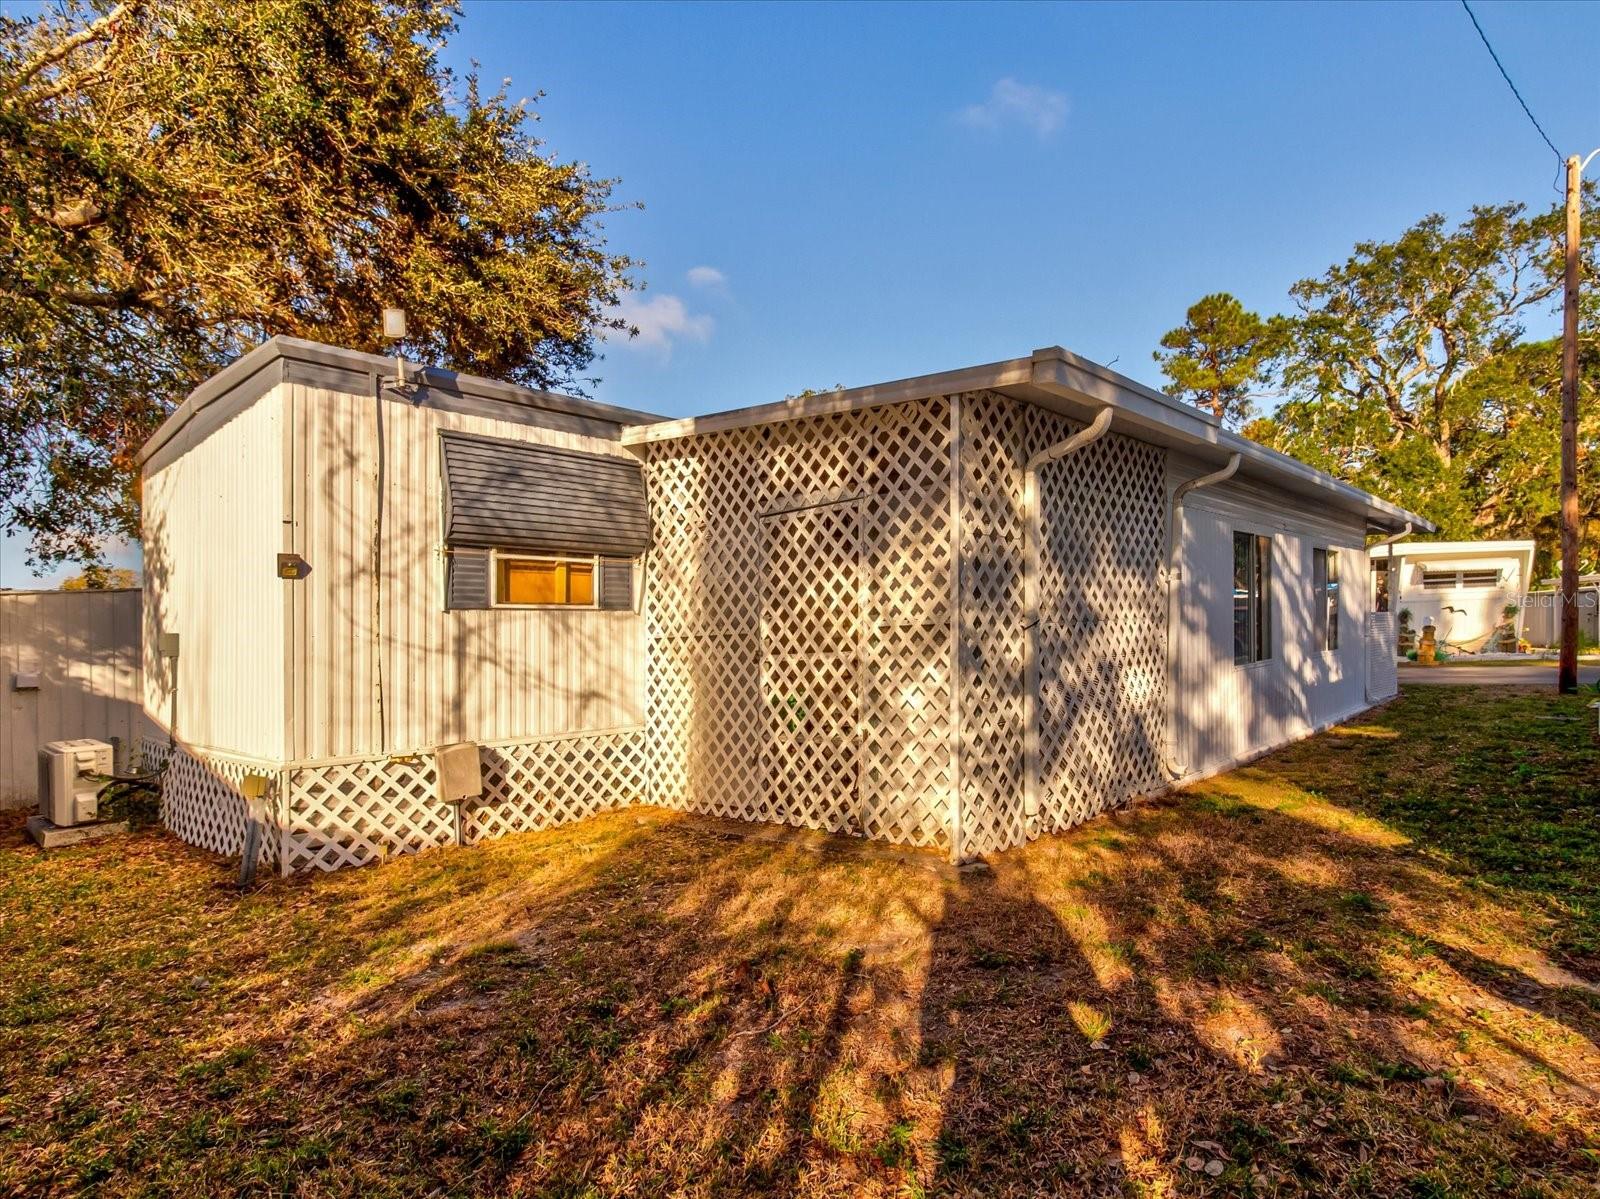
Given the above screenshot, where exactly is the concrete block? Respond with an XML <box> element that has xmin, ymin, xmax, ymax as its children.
<box><xmin>26</xmin><ymin>814</ymin><xmax>130</xmax><ymax>850</ymax></box>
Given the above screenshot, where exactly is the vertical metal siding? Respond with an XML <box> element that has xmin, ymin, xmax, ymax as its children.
<box><xmin>141</xmin><ymin>387</ymin><xmax>287</xmax><ymax>759</ymax></box>
<box><xmin>284</xmin><ymin>382</ymin><xmax>645</xmax><ymax>761</ymax></box>
<box><xmin>0</xmin><ymin>589</ymin><xmax>148</xmax><ymax>807</ymax></box>
<box><xmin>1169</xmin><ymin>454</ymin><xmax>1371</xmax><ymax>778</ymax></box>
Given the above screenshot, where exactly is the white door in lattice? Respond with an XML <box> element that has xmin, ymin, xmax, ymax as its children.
<box><xmin>759</xmin><ymin>500</ymin><xmax>863</xmax><ymax>835</ymax></box>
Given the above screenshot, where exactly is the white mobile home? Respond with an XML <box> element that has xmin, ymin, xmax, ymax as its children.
<box><xmin>1368</xmin><ymin>540</ymin><xmax>1535</xmax><ymax>651</ymax></box>
<box><xmin>139</xmin><ymin>338</ymin><xmax>1429</xmax><ymax>871</ymax></box>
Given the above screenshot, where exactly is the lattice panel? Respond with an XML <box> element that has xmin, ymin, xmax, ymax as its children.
<box><xmin>1028</xmin><ymin>403</ymin><xmax>1168</xmax><ymax>834</ymax></box>
<box><xmin>643</xmin><ymin>397</ymin><xmax>955</xmax><ymax>852</ymax></box>
<box><xmin>1365</xmin><ymin>611</ymin><xmax>1398</xmax><ymax>700</ymax></box>
<box><xmin>955</xmin><ymin>392</ymin><xmax>1168</xmax><ymax>855</ymax></box>
<box><xmin>465</xmin><ymin>729</ymin><xmax>648</xmax><ymax>843</ymax></box>
<box><xmin>861</xmin><ymin>620</ymin><xmax>952</xmax><ymax>848</ymax></box>
<box><xmin>283</xmin><ymin>755</ymin><xmax>452</xmax><ymax>873</ymax></box>
<box><xmin>143</xmin><ymin>739</ymin><xmax>281</xmax><ymax>869</ymax></box>
<box><xmin>955</xmin><ymin>392</ymin><xmax>1029</xmax><ymax>857</ymax></box>
<box><xmin>280</xmin><ymin>730</ymin><xmax>647</xmax><ymax>873</ymax></box>
<box><xmin>759</xmin><ymin>502</ymin><xmax>863</xmax><ymax>835</ymax></box>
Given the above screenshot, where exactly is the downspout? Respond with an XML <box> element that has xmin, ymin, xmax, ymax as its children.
<box><xmin>1365</xmin><ymin>522</ymin><xmax>1413</xmax><ymax>702</ymax></box>
<box><xmin>1160</xmin><ymin>452</ymin><xmax>1242</xmax><ymax>780</ymax></box>
<box><xmin>1022</xmin><ymin>405</ymin><xmax>1115</xmax><ymax>826</ymax></box>
<box><xmin>1367</xmin><ymin>522</ymin><xmax>1414</xmax><ymax>556</ymax></box>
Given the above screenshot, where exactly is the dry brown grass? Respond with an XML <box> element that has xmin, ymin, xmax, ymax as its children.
<box><xmin>2</xmin><ymin>687</ymin><xmax>1597</xmax><ymax>1197</ymax></box>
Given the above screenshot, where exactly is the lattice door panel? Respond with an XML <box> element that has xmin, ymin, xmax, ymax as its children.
<box><xmin>1032</xmin><ymin>408</ymin><xmax>1168</xmax><ymax>832</ymax></box>
<box><xmin>760</xmin><ymin>501</ymin><xmax>864</xmax><ymax>835</ymax></box>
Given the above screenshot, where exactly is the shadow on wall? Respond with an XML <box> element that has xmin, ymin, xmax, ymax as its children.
<box><xmin>1170</xmin><ymin>518</ymin><xmax>1359</xmax><ymax>778</ymax></box>
<box><xmin>0</xmin><ymin>586</ymin><xmax>148</xmax><ymax>807</ymax></box>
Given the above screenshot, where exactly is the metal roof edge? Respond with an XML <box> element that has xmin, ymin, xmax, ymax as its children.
<box><xmin>138</xmin><ymin>335</ymin><xmax>665</xmax><ymax>469</ymax></box>
<box><xmin>621</xmin><ymin>344</ymin><xmax>1433</xmax><ymax>534</ymax></box>
<box><xmin>1370</xmin><ymin>539</ymin><xmax>1535</xmax><ymax>559</ymax></box>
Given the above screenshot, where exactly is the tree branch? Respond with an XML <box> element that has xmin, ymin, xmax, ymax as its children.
<box><xmin>4</xmin><ymin>2</ymin><xmax>136</xmax><ymax>95</ymax></box>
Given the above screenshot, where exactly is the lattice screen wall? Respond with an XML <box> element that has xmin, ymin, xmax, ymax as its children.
<box><xmin>149</xmin><ymin>729</ymin><xmax>645</xmax><ymax>874</ymax></box>
<box><xmin>142</xmin><ymin>739</ymin><xmax>282</xmax><ymax>869</ymax></box>
<box><xmin>955</xmin><ymin>392</ymin><xmax>1169</xmax><ymax>856</ymax></box>
<box><xmin>1365</xmin><ymin>611</ymin><xmax>1398</xmax><ymax>701</ymax></box>
<box><xmin>642</xmin><ymin>398</ymin><xmax>956</xmax><ymax>851</ymax></box>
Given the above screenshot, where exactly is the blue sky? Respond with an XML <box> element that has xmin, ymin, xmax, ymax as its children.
<box><xmin>4</xmin><ymin>0</ymin><xmax>1598</xmax><ymax>585</ymax></box>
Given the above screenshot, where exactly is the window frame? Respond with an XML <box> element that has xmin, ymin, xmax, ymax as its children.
<box><xmin>1314</xmin><ymin>546</ymin><xmax>1340</xmax><ymax>653</ymax></box>
<box><xmin>489</xmin><ymin>550</ymin><xmax>600</xmax><ymax>610</ymax></box>
<box><xmin>1232</xmin><ymin>530</ymin><xmax>1273</xmax><ymax>666</ymax></box>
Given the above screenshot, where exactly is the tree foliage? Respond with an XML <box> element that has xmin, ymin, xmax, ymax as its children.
<box><xmin>1165</xmin><ymin>201</ymin><xmax>1599</xmax><ymax>574</ymax></box>
<box><xmin>60</xmin><ymin>565</ymin><xmax>139</xmax><ymax>589</ymax></box>
<box><xmin>0</xmin><ymin>0</ymin><xmax>635</xmax><ymax>568</ymax></box>
<box><xmin>1153</xmin><ymin>292</ymin><xmax>1290</xmax><ymax>428</ymax></box>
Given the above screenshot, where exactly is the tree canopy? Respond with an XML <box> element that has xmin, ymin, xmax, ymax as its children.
<box><xmin>1</xmin><ymin>0</ymin><xmax>635</xmax><ymax>569</ymax></box>
<box><xmin>1152</xmin><ymin>292</ymin><xmax>1290</xmax><ymax>428</ymax></box>
<box><xmin>1158</xmin><ymin>200</ymin><xmax>1599</xmax><ymax>574</ymax></box>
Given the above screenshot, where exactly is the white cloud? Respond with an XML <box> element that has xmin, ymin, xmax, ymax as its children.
<box><xmin>958</xmin><ymin>77</ymin><xmax>1068</xmax><ymax>139</ymax></box>
<box><xmin>610</xmin><ymin>293</ymin><xmax>713</xmax><ymax>356</ymax></box>
<box><xmin>686</xmin><ymin>265</ymin><xmax>727</xmax><ymax>289</ymax></box>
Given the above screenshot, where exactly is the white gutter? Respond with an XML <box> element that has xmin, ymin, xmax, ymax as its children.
<box><xmin>1160</xmin><ymin>453</ymin><xmax>1242</xmax><ymax>778</ymax></box>
<box><xmin>1022</xmin><ymin>405</ymin><xmax>1115</xmax><ymax>824</ymax></box>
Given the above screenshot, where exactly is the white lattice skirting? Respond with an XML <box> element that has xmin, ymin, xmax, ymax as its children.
<box><xmin>142</xmin><ymin>740</ymin><xmax>283</xmax><ymax>870</ymax></box>
<box><xmin>145</xmin><ymin>728</ymin><xmax>647</xmax><ymax>875</ymax></box>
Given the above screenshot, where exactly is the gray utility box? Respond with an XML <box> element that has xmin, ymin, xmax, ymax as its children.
<box><xmin>38</xmin><ymin>739</ymin><xmax>114</xmax><ymax>827</ymax></box>
<box><xmin>434</xmin><ymin>741</ymin><xmax>483</xmax><ymax>805</ymax></box>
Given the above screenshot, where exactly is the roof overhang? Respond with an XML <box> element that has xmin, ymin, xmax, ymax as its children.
<box><xmin>621</xmin><ymin>345</ymin><xmax>1433</xmax><ymax>534</ymax></box>
<box><xmin>1369</xmin><ymin>540</ymin><xmax>1535</xmax><ymax>559</ymax></box>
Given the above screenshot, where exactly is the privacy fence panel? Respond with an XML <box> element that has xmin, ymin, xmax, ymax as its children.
<box><xmin>1</xmin><ymin>589</ymin><xmax>146</xmax><ymax>809</ymax></box>
<box><xmin>1521</xmin><ymin>589</ymin><xmax>1599</xmax><ymax>648</ymax></box>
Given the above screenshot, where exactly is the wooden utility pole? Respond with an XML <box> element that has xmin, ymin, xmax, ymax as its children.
<box><xmin>1560</xmin><ymin>154</ymin><xmax>1582</xmax><ymax>694</ymax></box>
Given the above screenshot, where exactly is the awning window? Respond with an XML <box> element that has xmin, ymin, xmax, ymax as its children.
<box><xmin>439</xmin><ymin>430</ymin><xmax>650</xmax><ymax>558</ymax></box>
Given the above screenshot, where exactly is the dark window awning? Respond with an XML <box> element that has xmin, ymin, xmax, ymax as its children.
<box><xmin>440</xmin><ymin>430</ymin><xmax>650</xmax><ymax>558</ymax></box>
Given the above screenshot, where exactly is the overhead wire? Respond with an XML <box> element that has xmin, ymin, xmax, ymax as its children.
<box><xmin>1459</xmin><ymin>0</ymin><xmax>1562</xmax><ymax>163</ymax></box>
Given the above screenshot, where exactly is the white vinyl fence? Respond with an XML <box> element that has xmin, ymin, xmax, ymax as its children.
<box><xmin>1520</xmin><ymin>588</ymin><xmax>1600</xmax><ymax>649</ymax></box>
<box><xmin>0</xmin><ymin>588</ymin><xmax>147</xmax><ymax>809</ymax></box>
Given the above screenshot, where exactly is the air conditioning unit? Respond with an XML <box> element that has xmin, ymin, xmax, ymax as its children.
<box><xmin>38</xmin><ymin>739</ymin><xmax>114</xmax><ymax>828</ymax></box>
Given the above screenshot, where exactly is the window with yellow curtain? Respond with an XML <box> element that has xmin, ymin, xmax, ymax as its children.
<box><xmin>495</xmin><ymin>556</ymin><xmax>595</xmax><ymax>606</ymax></box>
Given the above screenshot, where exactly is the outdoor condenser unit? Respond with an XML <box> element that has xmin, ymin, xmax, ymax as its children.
<box><xmin>37</xmin><ymin>739</ymin><xmax>114</xmax><ymax>827</ymax></box>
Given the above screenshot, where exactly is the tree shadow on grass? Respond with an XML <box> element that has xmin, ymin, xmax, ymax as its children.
<box><xmin>918</xmin><ymin>788</ymin><xmax>1599</xmax><ymax>1197</ymax></box>
<box><xmin>5</xmin><ymin>776</ymin><xmax>1600</xmax><ymax>1198</ymax></box>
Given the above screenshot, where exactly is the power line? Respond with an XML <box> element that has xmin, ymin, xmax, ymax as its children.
<box><xmin>1460</xmin><ymin>1</ymin><xmax>1561</xmax><ymax>161</ymax></box>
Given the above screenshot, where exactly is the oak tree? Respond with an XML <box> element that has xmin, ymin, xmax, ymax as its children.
<box><xmin>1</xmin><ymin>0</ymin><xmax>635</xmax><ymax>568</ymax></box>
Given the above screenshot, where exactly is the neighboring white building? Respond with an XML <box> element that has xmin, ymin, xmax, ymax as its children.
<box><xmin>139</xmin><ymin>337</ymin><xmax>1430</xmax><ymax>872</ymax></box>
<box><xmin>1368</xmin><ymin>540</ymin><xmax>1535</xmax><ymax>650</ymax></box>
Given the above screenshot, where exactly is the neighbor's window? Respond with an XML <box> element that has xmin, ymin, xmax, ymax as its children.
<box><xmin>495</xmin><ymin>555</ymin><xmax>595</xmax><ymax>607</ymax></box>
<box><xmin>1420</xmin><ymin>571</ymin><xmax>1456</xmax><ymax>591</ymax></box>
<box><xmin>1459</xmin><ymin>569</ymin><xmax>1500</xmax><ymax>589</ymax></box>
<box><xmin>1314</xmin><ymin>547</ymin><xmax>1340</xmax><ymax>651</ymax></box>
<box><xmin>1233</xmin><ymin>531</ymin><xmax>1272</xmax><ymax>664</ymax></box>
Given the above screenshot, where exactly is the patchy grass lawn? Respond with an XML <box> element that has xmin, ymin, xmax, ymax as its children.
<box><xmin>1</xmin><ymin>687</ymin><xmax>1597</xmax><ymax>1198</ymax></box>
